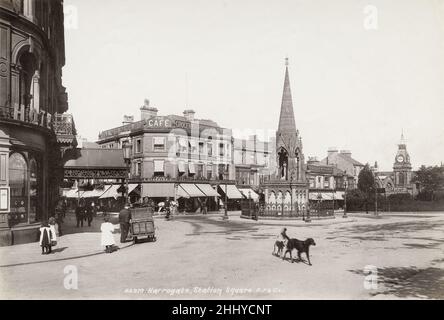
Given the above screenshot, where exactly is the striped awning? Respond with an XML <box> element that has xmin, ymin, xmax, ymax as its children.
<box><xmin>196</xmin><ymin>184</ymin><xmax>219</xmax><ymax>197</ymax></box>
<box><xmin>238</xmin><ymin>188</ymin><xmax>259</xmax><ymax>200</ymax></box>
<box><xmin>99</xmin><ymin>185</ymin><xmax>123</xmax><ymax>199</ymax></box>
<box><xmin>179</xmin><ymin>184</ymin><xmax>206</xmax><ymax>197</ymax></box>
<box><xmin>81</xmin><ymin>186</ymin><xmax>111</xmax><ymax>198</ymax></box>
<box><xmin>218</xmin><ymin>184</ymin><xmax>243</xmax><ymax>199</ymax></box>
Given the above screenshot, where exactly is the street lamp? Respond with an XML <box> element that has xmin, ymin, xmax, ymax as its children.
<box><xmin>223</xmin><ymin>167</ymin><xmax>229</xmax><ymax>220</ymax></box>
<box><xmin>343</xmin><ymin>179</ymin><xmax>348</xmax><ymax>218</ymax></box>
<box><xmin>122</xmin><ymin>140</ymin><xmax>132</xmax><ymax>205</ymax></box>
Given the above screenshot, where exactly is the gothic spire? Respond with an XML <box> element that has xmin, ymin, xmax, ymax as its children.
<box><xmin>277</xmin><ymin>58</ymin><xmax>297</xmax><ymax>137</ymax></box>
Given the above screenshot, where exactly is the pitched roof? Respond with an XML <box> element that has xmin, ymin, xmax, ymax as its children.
<box><xmin>63</xmin><ymin>148</ymin><xmax>126</xmax><ymax>169</ymax></box>
<box><xmin>320</xmin><ymin>153</ymin><xmax>364</xmax><ymax>167</ymax></box>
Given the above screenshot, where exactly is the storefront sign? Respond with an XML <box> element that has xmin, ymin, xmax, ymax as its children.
<box><xmin>0</xmin><ymin>187</ymin><xmax>9</xmax><ymax>212</ymax></box>
<box><xmin>146</xmin><ymin>117</ymin><xmax>172</xmax><ymax>128</ymax></box>
<box><xmin>13</xmin><ymin>104</ymin><xmax>52</xmax><ymax>129</ymax></box>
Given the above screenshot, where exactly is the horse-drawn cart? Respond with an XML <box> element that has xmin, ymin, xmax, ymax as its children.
<box><xmin>129</xmin><ymin>208</ymin><xmax>156</xmax><ymax>243</ymax></box>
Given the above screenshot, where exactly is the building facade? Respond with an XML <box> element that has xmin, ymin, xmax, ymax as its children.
<box><xmin>234</xmin><ymin>135</ymin><xmax>275</xmax><ymax>188</ymax></box>
<box><xmin>0</xmin><ymin>0</ymin><xmax>69</xmax><ymax>245</ymax></box>
<box><xmin>375</xmin><ymin>134</ymin><xmax>417</xmax><ymax>195</ymax></box>
<box><xmin>97</xmin><ymin>101</ymin><xmax>242</xmax><ymax>211</ymax></box>
<box><xmin>320</xmin><ymin>148</ymin><xmax>364</xmax><ymax>189</ymax></box>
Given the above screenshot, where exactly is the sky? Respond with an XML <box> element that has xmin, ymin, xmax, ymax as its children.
<box><xmin>62</xmin><ymin>0</ymin><xmax>444</xmax><ymax>171</ymax></box>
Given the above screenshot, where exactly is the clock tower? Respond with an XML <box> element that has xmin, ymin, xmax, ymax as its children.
<box><xmin>393</xmin><ymin>133</ymin><xmax>412</xmax><ymax>188</ymax></box>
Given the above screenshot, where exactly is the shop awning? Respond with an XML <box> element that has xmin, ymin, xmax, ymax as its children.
<box><xmin>189</xmin><ymin>163</ymin><xmax>196</xmax><ymax>174</ymax></box>
<box><xmin>179</xmin><ymin>184</ymin><xmax>206</xmax><ymax>197</ymax></box>
<box><xmin>177</xmin><ymin>186</ymin><xmax>190</xmax><ymax>199</ymax></box>
<box><xmin>196</xmin><ymin>184</ymin><xmax>220</xmax><ymax>197</ymax></box>
<box><xmin>81</xmin><ymin>186</ymin><xmax>111</xmax><ymax>198</ymax></box>
<box><xmin>99</xmin><ymin>185</ymin><xmax>123</xmax><ymax>199</ymax></box>
<box><xmin>309</xmin><ymin>191</ymin><xmax>344</xmax><ymax>201</ymax></box>
<box><xmin>218</xmin><ymin>184</ymin><xmax>243</xmax><ymax>199</ymax></box>
<box><xmin>238</xmin><ymin>188</ymin><xmax>259</xmax><ymax>201</ymax></box>
<box><xmin>63</xmin><ymin>189</ymin><xmax>81</xmax><ymax>199</ymax></box>
<box><xmin>141</xmin><ymin>183</ymin><xmax>175</xmax><ymax>198</ymax></box>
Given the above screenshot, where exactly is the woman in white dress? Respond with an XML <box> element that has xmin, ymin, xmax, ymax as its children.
<box><xmin>101</xmin><ymin>215</ymin><xmax>116</xmax><ymax>253</ymax></box>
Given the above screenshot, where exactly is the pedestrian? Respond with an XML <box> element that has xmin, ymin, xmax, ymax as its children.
<box><xmin>277</xmin><ymin>227</ymin><xmax>290</xmax><ymax>247</ymax></box>
<box><xmin>201</xmin><ymin>198</ymin><xmax>207</xmax><ymax>215</ymax></box>
<box><xmin>39</xmin><ymin>221</ymin><xmax>53</xmax><ymax>255</ymax></box>
<box><xmin>48</xmin><ymin>217</ymin><xmax>58</xmax><ymax>246</ymax></box>
<box><xmin>55</xmin><ymin>200</ymin><xmax>64</xmax><ymax>236</ymax></box>
<box><xmin>164</xmin><ymin>197</ymin><xmax>171</xmax><ymax>220</ymax></box>
<box><xmin>101</xmin><ymin>215</ymin><xmax>116</xmax><ymax>253</ymax></box>
<box><xmin>119</xmin><ymin>204</ymin><xmax>132</xmax><ymax>243</ymax></box>
<box><xmin>86</xmin><ymin>202</ymin><xmax>95</xmax><ymax>227</ymax></box>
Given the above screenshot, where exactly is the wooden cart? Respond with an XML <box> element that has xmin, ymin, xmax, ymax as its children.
<box><xmin>129</xmin><ymin>208</ymin><xmax>156</xmax><ymax>244</ymax></box>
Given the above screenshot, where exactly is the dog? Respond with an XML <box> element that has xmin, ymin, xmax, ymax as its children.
<box><xmin>273</xmin><ymin>240</ymin><xmax>285</xmax><ymax>256</ymax></box>
<box><xmin>282</xmin><ymin>238</ymin><xmax>316</xmax><ymax>265</ymax></box>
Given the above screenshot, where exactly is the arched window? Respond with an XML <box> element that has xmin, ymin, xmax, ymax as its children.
<box><xmin>398</xmin><ymin>172</ymin><xmax>405</xmax><ymax>186</ymax></box>
<box><xmin>9</xmin><ymin>153</ymin><xmax>28</xmax><ymax>224</ymax></box>
<box><xmin>29</xmin><ymin>156</ymin><xmax>42</xmax><ymax>223</ymax></box>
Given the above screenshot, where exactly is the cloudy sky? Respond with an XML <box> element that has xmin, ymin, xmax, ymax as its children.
<box><xmin>63</xmin><ymin>0</ymin><xmax>444</xmax><ymax>171</ymax></box>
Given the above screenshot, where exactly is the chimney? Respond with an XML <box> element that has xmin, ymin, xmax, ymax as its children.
<box><xmin>122</xmin><ymin>115</ymin><xmax>134</xmax><ymax>125</ymax></box>
<box><xmin>183</xmin><ymin>109</ymin><xmax>195</xmax><ymax>121</ymax></box>
<box><xmin>140</xmin><ymin>99</ymin><xmax>158</xmax><ymax>120</ymax></box>
<box><xmin>328</xmin><ymin>147</ymin><xmax>338</xmax><ymax>157</ymax></box>
<box><xmin>340</xmin><ymin>150</ymin><xmax>352</xmax><ymax>158</ymax></box>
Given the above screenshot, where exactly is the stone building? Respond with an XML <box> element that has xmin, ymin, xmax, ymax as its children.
<box><xmin>320</xmin><ymin>148</ymin><xmax>364</xmax><ymax>189</ymax></box>
<box><xmin>97</xmin><ymin>101</ymin><xmax>243</xmax><ymax>211</ymax></box>
<box><xmin>0</xmin><ymin>0</ymin><xmax>70</xmax><ymax>245</ymax></box>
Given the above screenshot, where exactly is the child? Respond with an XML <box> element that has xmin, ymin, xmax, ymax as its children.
<box><xmin>101</xmin><ymin>215</ymin><xmax>116</xmax><ymax>253</ymax></box>
<box><xmin>48</xmin><ymin>216</ymin><xmax>58</xmax><ymax>242</ymax></box>
<box><xmin>39</xmin><ymin>221</ymin><xmax>53</xmax><ymax>254</ymax></box>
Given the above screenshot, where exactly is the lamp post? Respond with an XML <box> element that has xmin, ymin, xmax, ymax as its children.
<box><xmin>122</xmin><ymin>140</ymin><xmax>132</xmax><ymax>206</ymax></box>
<box><xmin>343</xmin><ymin>179</ymin><xmax>348</xmax><ymax>218</ymax></box>
<box><xmin>223</xmin><ymin>168</ymin><xmax>229</xmax><ymax>220</ymax></box>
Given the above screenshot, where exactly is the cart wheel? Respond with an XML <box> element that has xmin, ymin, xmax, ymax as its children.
<box><xmin>152</xmin><ymin>236</ymin><xmax>157</xmax><ymax>242</ymax></box>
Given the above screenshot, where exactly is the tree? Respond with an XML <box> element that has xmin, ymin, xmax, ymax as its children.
<box><xmin>358</xmin><ymin>164</ymin><xmax>375</xmax><ymax>213</ymax></box>
<box><xmin>412</xmin><ymin>165</ymin><xmax>444</xmax><ymax>201</ymax></box>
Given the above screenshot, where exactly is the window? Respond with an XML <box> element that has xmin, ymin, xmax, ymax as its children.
<box><xmin>135</xmin><ymin>162</ymin><xmax>142</xmax><ymax>176</ymax></box>
<box><xmin>153</xmin><ymin>137</ymin><xmax>166</xmax><ymax>152</ymax></box>
<box><xmin>197</xmin><ymin>164</ymin><xmax>204</xmax><ymax>178</ymax></box>
<box><xmin>198</xmin><ymin>142</ymin><xmax>204</xmax><ymax>155</ymax></box>
<box><xmin>9</xmin><ymin>153</ymin><xmax>28</xmax><ymax>225</ymax></box>
<box><xmin>207</xmin><ymin>143</ymin><xmax>213</xmax><ymax>157</ymax></box>
<box><xmin>153</xmin><ymin>160</ymin><xmax>164</xmax><ymax>177</ymax></box>
<box><xmin>219</xmin><ymin>143</ymin><xmax>225</xmax><ymax>157</ymax></box>
<box><xmin>177</xmin><ymin>137</ymin><xmax>188</xmax><ymax>155</ymax></box>
<box><xmin>190</xmin><ymin>140</ymin><xmax>197</xmax><ymax>154</ymax></box>
<box><xmin>135</xmin><ymin>139</ymin><xmax>142</xmax><ymax>153</ymax></box>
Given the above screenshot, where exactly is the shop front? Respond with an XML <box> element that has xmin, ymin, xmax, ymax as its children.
<box><xmin>0</xmin><ymin>124</ymin><xmax>59</xmax><ymax>246</ymax></box>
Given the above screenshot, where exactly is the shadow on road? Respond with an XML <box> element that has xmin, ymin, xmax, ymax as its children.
<box><xmin>350</xmin><ymin>266</ymin><xmax>444</xmax><ymax>299</ymax></box>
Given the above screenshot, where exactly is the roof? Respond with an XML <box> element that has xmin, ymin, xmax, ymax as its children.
<box><xmin>321</xmin><ymin>153</ymin><xmax>364</xmax><ymax>167</ymax></box>
<box><xmin>63</xmin><ymin>148</ymin><xmax>126</xmax><ymax>169</ymax></box>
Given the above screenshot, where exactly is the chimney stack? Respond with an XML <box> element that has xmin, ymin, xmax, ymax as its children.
<box><xmin>340</xmin><ymin>150</ymin><xmax>352</xmax><ymax>158</ymax></box>
<box><xmin>122</xmin><ymin>115</ymin><xmax>134</xmax><ymax>125</ymax></box>
<box><xmin>140</xmin><ymin>99</ymin><xmax>158</xmax><ymax>120</ymax></box>
<box><xmin>183</xmin><ymin>109</ymin><xmax>195</xmax><ymax>121</ymax></box>
<box><xmin>328</xmin><ymin>147</ymin><xmax>338</xmax><ymax>157</ymax></box>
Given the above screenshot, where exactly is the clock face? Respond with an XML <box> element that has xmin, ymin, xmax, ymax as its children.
<box><xmin>397</xmin><ymin>155</ymin><xmax>404</xmax><ymax>163</ymax></box>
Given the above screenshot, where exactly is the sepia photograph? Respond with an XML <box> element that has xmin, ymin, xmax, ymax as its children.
<box><xmin>0</xmin><ymin>0</ymin><xmax>444</xmax><ymax>304</ymax></box>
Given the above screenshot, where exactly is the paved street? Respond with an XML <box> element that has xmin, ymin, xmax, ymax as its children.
<box><xmin>1</xmin><ymin>212</ymin><xmax>444</xmax><ymax>300</ymax></box>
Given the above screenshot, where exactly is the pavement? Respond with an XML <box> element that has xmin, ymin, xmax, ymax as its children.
<box><xmin>1</xmin><ymin>211</ymin><xmax>444</xmax><ymax>300</ymax></box>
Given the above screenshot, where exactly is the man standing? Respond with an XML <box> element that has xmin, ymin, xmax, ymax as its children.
<box><xmin>164</xmin><ymin>197</ymin><xmax>171</xmax><ymax>220</ymax></box>
<box><xmin>119</xmin><ymin>205</ymin><xmax>132</xmax><ymax>243</ymax></box>
<box><xmin>75</xmin><ymin>202</ymin><xmax>85</xmax><ymax>228</ymax></box>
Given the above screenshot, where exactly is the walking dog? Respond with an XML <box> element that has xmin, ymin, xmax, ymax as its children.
<box><xmin>282</xmin><ymin>238</ymin><xmax>316</xmax><ymax>265</ymax></box>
